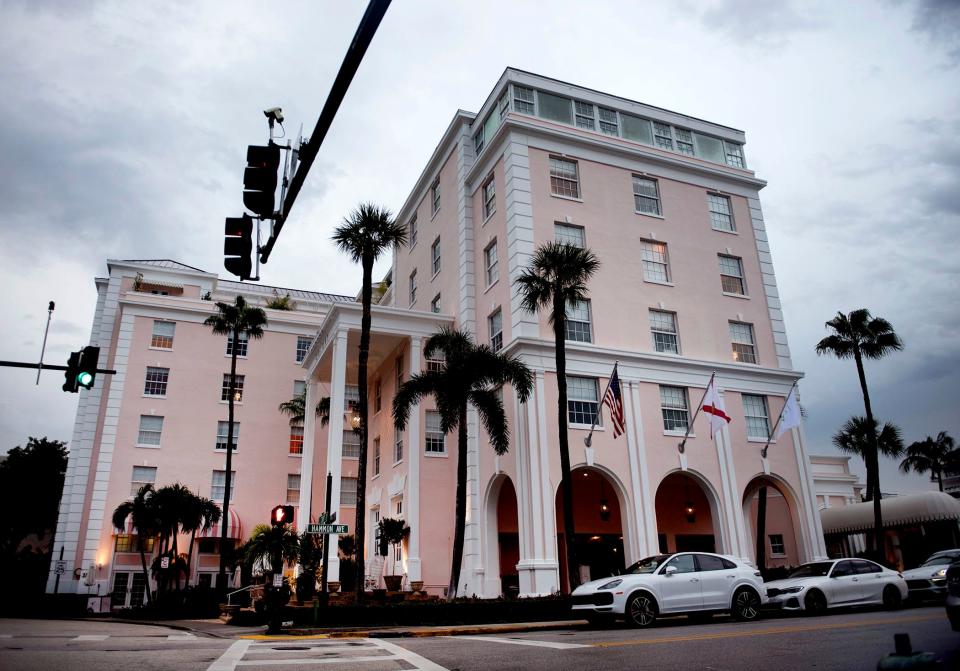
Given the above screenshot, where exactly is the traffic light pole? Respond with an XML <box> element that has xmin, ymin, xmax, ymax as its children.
<box><xmin>0</xmin><ymin>360</ymin><xmax>116</xmax><ymax>375</ymax></box>
<box><xmin>36</xmin><ymin>301</ymin><xmax>55</xmax><ymax>385</ymax></box>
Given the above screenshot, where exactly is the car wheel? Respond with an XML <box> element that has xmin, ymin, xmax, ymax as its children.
<box><xmin>804</xmin><ymin>589</ymin><xmax>827</xmax><ymax>616</ymax></box>
<box><xmin>882</xmin><ymin>585</ymin><xmax>903</xmax><ymax>610</ymax></box>
<box><xmin>626</xmin><ymin>592</ymin><xmax>658</xmax><ymax>628</ymax></box>
<box><xmin>732</xmin><ymin>588</ymin><xmax>761</xmax><ymax>622</ymax></box>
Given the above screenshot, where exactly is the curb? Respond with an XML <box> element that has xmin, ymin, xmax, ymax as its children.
<box><xmin>244</xmin><ymin>619</ymin><xmax>589</xmax><ymax>640</ymax></box>
<box><xmin>88</xmin><ymin>617</ymin><xmax>248</xmax><ymax>639</ymax></box>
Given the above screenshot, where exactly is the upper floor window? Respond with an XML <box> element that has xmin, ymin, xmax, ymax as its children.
<box><xmin>649</xmin><ymin>310</ymin><xmax>679</xmax><ymax>354</ymax></box>
<box><xmin>374</xmin><ymin>379</ymin><xmax>382</xmax><ymax>413</ymax></box>
<box><xmin>211</xmin><ymin>470</ymin><xmax>235</xmax><ymax>501</ymax></box>
<box><xmin>286</xmin><ymin>474</ymin><xmax>300</xmax><ymax>505</ymax></box>
<box><xmin>598</xmin><ymin>106</ymin><xmax>619</xmax><ymax>135</ymax></box>
<box><xmin>555</xmin><ymin>222</ymin><xmax>585</xmax><ymax>248</ymax></box>
<box><xmin>221</xmin><ymin>373</ymin><xmax>244</xmax><ymax>402</ymax></box>
<box><xmin>653</xmin><ymin>122</ymin><xmax>674</xmax><ymax>150</ymax></box>
<box><xmin>726</xmin><ymin>143</ymin><xmax>745</xmax><ymax>168</ymax></box>
<box><xmin>216</xmin><ymin>421</ymin><xmax>239</xmax><ymax>451</ymax></box>
<box><xmin>373</xmin><ymin>437</ymin><xmax>381</xmax><ymax>476</ymax></box>
<box><xmin>394</xmin><ymin>435</ymin><xmax>403</xmax><ymax>463</ymax></box>
<box><xmin>431</xmin><ymin>237</ymin><xmax>441</xmax><ymax>275</ymax></box>
<box><xmin>730</xmin><ymin>321</ymin><xmax>757</xmax><ymax>364</ymax></box>
<box><xmin>137</xmin><ymin>415</ymin><xmax>163</xmax><ymax>447</ymax></box>
<box><xmin>431</xmin><ymin>178</ymin><xmax>440</xmax><ymax>215</ymax></box>
<box><xmin>345</xmin><ymin>384</ymin><xmax>360</xmax><ymax>405</ymax></box>
<box><xmin>488</xmin><ymin>309</ymin><xmax>503</xmax><ymax>353</ymax></box>
<box><xmin>426</xmin><ymin>353</ymin><xmax>444</xmax><ymax>373</ymax></box>
<box><xmin>674</xmin><ymin>128</ymin><xmax>695</xmax><ymax>155</ymax></box>
<box><xmin>151</xmin><ymin>320</ymin><xmax>175</xmax><ymax>349</ymax></box>
<box><xmin>131</xmin><ymin>466</ymin><xmax>157</xmax><ymax>496</ymax></box>
<box><xmin>659</xmin><ymin>385</ymin><xmax>689</xmax><ymax>432</ymax></box>
<box><xmin>633</xmin><ymin>176</ymin><xmax>662</xmax><ymax>216</ymax></box>
<box><xmin>567</xmin><ymin>376</ymin><xmax>600</xmax><ymax>426</ymax></box>
<box><xmin>484</xmin><ymin>240</ymin><xmax>499</xmax><ymax>286</ymax></box>
<box><xmin>296</xmin><ymin>336</ymin><xmax>313</xmax><ymax>364</ymax></box>
<box><xmin>483</xmin><ymin>176</ymin><xmax>496</xmax><ymax>219</ymax></box>
<box><xmin>409</xmin><ymin>269</ymin><xmax>417</xmax><ymax>305</ymax></box>
<box><xmin>538</xmin><ymin>90</ymin><xmax>573</xmax><ymax>124</ymax></box>
<box><xmin>395</xmin><ymin>356</ymin><xmax>403</xmax><ymax>389</ymax></box>
<box><xmin>640</xmin><ymin>240</ymin><xmax>670</xmax><ymax>283</ymax></box>
<box><xmin>409</xmin><ymin>214</ymin><xmax>418</xmax><ymax>247</ymax></box>
<box><xmin>431</xmin><ymin>293</ymin><xmax>441</xmax><ymax>314</ymax></box>
<box><xmin>719</xmin><ymin>255</ymin><xmax>746</xmax><ymax>295</ymax></box>
<box><xmin>343</xmin><ymin>429</ymin><xmax>360</xmax><ymax>458</ymax></box>
<box><xmin>289</xmin><ymin>425</ymin><xmax>304</xmax><ymax>455</ymax></box>
<box><xmin>425</xmin><ymin>410</ymin><xmax>446</xmax><ymax>453</ymax></box>
<box><xmin>474</xmin><ymin>129</ymin><xmax>485</xmax><ymax>154</ymax></box>
<box><xmin>549</xmin><ymin>157</ymin><xmax>580</xmax><ymax>199</ymax></box>
<box><xmin>293</xmin><ymin>379</ymin><xmax>306</xmax><ymax>397</ymax></box>
<box><xmin>340</xmin><ymin>477</ymin><xmax>358</xmax><ymax>505</ymax></box>
<box><xmin>144</xmin><ymin>367</ymin><xmax>169</xmax><ymax>396</ymax></box>
<box><xmin>708</xmin><ymin>194</ymin><xmax>735</xmax><ymax>232</ymax></box>
<box><xmin>564</xmin><ymin>300</ymin><xmax>593</xmax><ymax>343</ymax></box>
<box><xmin>743</xmin><ymin>394</ymin><xmax>770</xmax><ymax>440</ymax></box>
<box><xmin>574</xmin><ymin>101</ymin><xmax>595</xmax><ymax>130</ymax></box>
<box><xmin>513</xmin><ymin>85</ymin><xmax>535</xmax><ymax>114</ymax></box>
<box><xmin>226</xmin><ymin>331</ymin><xmax>248</xmax><ymax>357</ymax></box>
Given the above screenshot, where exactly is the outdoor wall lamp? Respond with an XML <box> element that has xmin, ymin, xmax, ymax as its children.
<box><xmin>351</xmin><ymin>413</ymin><xmax>362</xmax><ymax>430</ymax></box>
<box><xmin>684</xmin><ymin>501</ymin><xmax>696</xmax><ymax>524</ymax></box>
<box><xmin>599</xmin><ymin>499</ymin><xmax>610</xmax><ymax>522</ymax></box>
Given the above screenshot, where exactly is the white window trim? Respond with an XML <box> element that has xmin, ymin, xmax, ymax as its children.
<box><xmin>430</xmin><ymin>237</ymin><xmax>441</xmax><ymax>278</ymax></box>
<box><xmin>484</xmin><ymin>240</ymin><xmax>499</xmax><ymax>289</ymax></box>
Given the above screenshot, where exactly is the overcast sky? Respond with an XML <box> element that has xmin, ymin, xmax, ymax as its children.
<box><xmin>1</xmin><ymin>0</ymin><xmax>957</xmax><ymax>494</ymax></box>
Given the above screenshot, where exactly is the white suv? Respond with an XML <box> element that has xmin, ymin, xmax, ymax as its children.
<box><xmin>571</xmin><ymin>552</ymin><xmax>766</xmax><ymax>627</ymax></box>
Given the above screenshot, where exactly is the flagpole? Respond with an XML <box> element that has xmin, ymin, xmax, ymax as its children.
<box><xmin>584</xmin><ymin>361</ymin><xmax>618</xmax><ymax>448</ymax></box>
<box><xmin>679</xmin><ymin>372</ymin><xmax>715</xmax><ymax>454</ymax></box>
<box><xmin>761</xmin><ymin>379</ymin><xmax>799</xmax><ymax>459</ymax></box>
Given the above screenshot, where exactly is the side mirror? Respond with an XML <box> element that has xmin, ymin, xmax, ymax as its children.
<box><xmin>665</xmin><ymin>566</ymin><xmax>678</xmax><ymax>576</ymax></box>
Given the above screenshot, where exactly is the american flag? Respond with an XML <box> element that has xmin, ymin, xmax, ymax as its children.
<box><xmin>602</xmin><ymin>365</ymin><xmax>625</xmax><ymax>439</ymax></box>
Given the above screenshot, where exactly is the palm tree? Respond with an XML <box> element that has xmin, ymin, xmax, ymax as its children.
<box><xmin>152</xmin><ymin>483</ymin><xmax>198</xmax><ymax>592</ymax></box>
<box><xmin>111</xmin><ymin>484</ymin><xmax>158</xmax><ymax>606</ymax></box>
<box><xmin>900</xmin><ymin>431</ymin><xmax>957</xmax><ymax>491</ymax></box>
<box><xmin>278</xmin><ymin>391</ymin><xmax>331</xmax><ymax>427</ymax></box>
<box><xmin>332</xmin><ymin>202</ymin><xmax>407</xmax><ymax>601</ymax></box>
<box><xmin>832</xmin><ymin>417</ymin><xmax>905</xmax><ymax>500</ymax></box>
<box><xmin>816</xmin><ymin>309</ymin><xmax>903</xmax><ymax>559</ymax></box>
<box><xmin>393</xmin><ymin>328</ymin><xmax>533</xmax><ymax>599</ymax></box>
<box><xmin>204</xmin><ymin>294</ymin><xmax>267</xmax><ymax>590</ymax></box>
<box><xmin>245</xmin><ymin>523</ymin><xmax>300</xmax><ymax>634</ymax></box>
<box><xmin>182</xmin><ymin>495</ymin><xmax>221</xmax><ymax>588</ymax></box>
<box><xmin>515</xmin><ymin>242</ymin><xmax>599</xmax><ymax>591</ymax></box>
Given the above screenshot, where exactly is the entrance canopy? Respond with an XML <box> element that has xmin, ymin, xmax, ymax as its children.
<box><xmin>821</xmin><ymin>492</ymin><xmax>960</xmax><ymax>534</ymax></box>
<box><xmin>198</xmin><ymin>509</ymin><xmax>243</xmax><ymax>540</ymax></box>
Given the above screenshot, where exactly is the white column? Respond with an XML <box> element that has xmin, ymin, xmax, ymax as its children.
<box><xmin>406</xmin><ymin>337</ymin><xmax>423</xmax><ymax>582</ymax></box>
<box><xmin>793</xmin><ymin>423</ymin><xmax>828</xmax><ymax>560</ymax></box>
<box><xmin>297</xmin><ymin>378</ymin><xmax>318</xmax><ymax>532</ymax></box>
<box><xmin>623</xmin><ymin>381</ymin><xmax>656</xmax><ymax>561</ymax></box>
<box><xmin>324</xmin><ymin>329</ymin><xmax>349</xmax><ymax>582</ymax></box>
<box><xmin>716</xmin><ymin>391</ymin><xmax>748</xmax><ymax>559</ymax></box>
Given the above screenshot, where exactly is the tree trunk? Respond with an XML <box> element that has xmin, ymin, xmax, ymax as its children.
<box><xmin>448</xmin><ymin>403</ymin><xmax>469</xmax><ymax>601</ymax></box>
<box><xmin>185</xmin><ymin>529</ymin><xmax>197</xmax><ymax>589</ymax></box>
<box><xmin>138</xmin><ymin>535</ymin><xmax>153</xmax><ymax>606</ymax></box>
<box><xmin>218</xmin><ymin>325</ymin><xmax>239</xmax><ymax>591</ymax></box>
<box><xmin>854</xmin><ymin>349</ymin><xmax>884</xmax><ymax>562</ymax></box>
<box><xmin>938</xmin><ymin>470</ymin><xmax>944</xmax><ymax>492</ymax></box>
<box><xmin>554</xmin><ymin>290</ymin><xmax>578</xmax><ymax>592</ymax></box>
<box><xmin>173</xmin><ymin>530</ymin><xmax>180</xmax><ymax>591</ymax></box>
<box><xmin>755</xmin><ymin>486</ymin><xmax>767</xmax><ymax>575</ymax></box>
<box><xmin>354</xmin><ymin>254</ymin><xmax>374</xmax><ymax>603</ymax></box>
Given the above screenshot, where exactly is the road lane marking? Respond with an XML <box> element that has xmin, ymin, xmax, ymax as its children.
<box><xmin>450</xmin><ymin>635</ymin><xmax>590</xmax><ymax>650</ymax></box>
<box><xmin>207</xmin><ymin>640</ymin><xmax>252</xmax><ymax>671</ymax></box>
<box><xmin>167</xmin><ymin>633</ymin><xmax>197</xmax><ymax>640</ymax></box>
<box><xmin>592</xmin><ymin>613</ymin><xmax>945</xmax><ymax>648</ymax></box>
<box><xmin>72</xmin><ymin>634</ymin><xmax>109</xmax><ymax>641</ymax></box>
<box><xmin>372</xmin><ymin>638</ymin><xmax>451</xmax><ymax>670</ymax></box>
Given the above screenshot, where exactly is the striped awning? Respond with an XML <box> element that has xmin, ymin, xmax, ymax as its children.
<box><xmin>197</xmin><ymin>509</ymin><xmax>243</xmax><ymax>540</ymax></box>
<box><xmin>821</xmin><ymin>491</ymin><xmax>960</xmax><ymax>534</ymax></box>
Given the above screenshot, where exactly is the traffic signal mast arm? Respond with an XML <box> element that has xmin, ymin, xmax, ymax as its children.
<box><xmin>258</xmin><ymin>0</ymin><xmax>391</xmax><ymax>265</ymax></box>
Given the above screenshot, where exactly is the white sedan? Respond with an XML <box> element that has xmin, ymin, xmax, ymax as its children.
<box><xmin>765</xmin><ymin>558</ymin><xmax>907</xmax><ymax>614</ymax></box>
<box><xmin>571</xmin><ymin>552</ymin><xmax>766</xmax><ymax>627</ymax></box>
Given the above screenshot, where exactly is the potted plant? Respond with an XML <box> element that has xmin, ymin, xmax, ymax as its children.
<box><xmin>377</xmin><ymin>517</ymin><xmax>409</xmax><ymax>592</ymax></box>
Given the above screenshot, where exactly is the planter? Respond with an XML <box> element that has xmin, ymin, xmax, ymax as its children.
<box><xmin>383</xmin><ymin>575</ymin><xmax>403</xmax><ymax>592</ymax></box>
<box><xmin>327</xmin><ymin>581</ymin><xmax>340</xmax><ymax>593</ymax></box>
<box><xmin>410</xmin><ymin>581</ymin><xmax>424</xmax><ymax>592</ymax></box>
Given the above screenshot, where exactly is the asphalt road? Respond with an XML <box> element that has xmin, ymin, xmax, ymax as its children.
<box><xmin>0</xmin><ymin>606</ymin><xmax>956</xmax><ymax>671</ymax></box>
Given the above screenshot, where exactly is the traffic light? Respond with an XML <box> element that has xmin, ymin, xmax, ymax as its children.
<box><xmin>77</xmin><ymin>345</ymin><xmax>100</xmax><ymax>389</ymax></box>
<box><xmin>224</xmin><ymin>215</ymin><xmax>254</xmax><ymax>279</ymax></box>
<box><xmin>271</xmin><ymin>505</ymin><xmax>295</xmax><ymax>526</ymax></box>
<box><xmin>243</xmin><ymin>144</ymin><xmax>280</xmax><ymax>219</ymax></box>
<box><xmin>62</xmin><ymin>350</ymin><xmax>82</xmax><ymax>393</ymax></box>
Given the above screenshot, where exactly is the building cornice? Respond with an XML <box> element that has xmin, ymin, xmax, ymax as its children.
<box><xmin>118</xmin><ymin>293</ymin><xmax>328</xmax><ymax>332</ymax></box>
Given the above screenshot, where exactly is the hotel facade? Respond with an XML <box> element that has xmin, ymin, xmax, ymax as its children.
<box><xmin>48</xmin><ymin>69</ymin><xmax>827</xmax><ymax>605</ymax></box>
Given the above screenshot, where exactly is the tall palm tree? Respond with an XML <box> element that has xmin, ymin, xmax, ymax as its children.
<box><xmin>111</xmin><ymin>484</ymin><xmax>158</xmax><ymax>606</ymax></box>
<box><xmin>332</xmin><ymin>202</ymin><xmax>407</xmax><ymax>601</ymax></box>
<box><xmin>393</xmin><ymin>328</ymin><xmax>533</xmax><ymax>600</ymax></box>
<box><xmin>816</xmin><ymin>309</ymin><xmax>903</xmax><ymax>559</ymax></box>
<box><xmin>900</xmin><ymin>431</ymin><xmax>957</xmax><ymax>492</ymax></box>
<box><xmin>244</xmin><ymin>523</ymin><xmax>300</xmax><ymax>634</ymax></box>
<box><xmin>182</xmin><ymin>495</ymin><xmax>221</xmax><ymax>588</ymax></box>
<box><xmin>152</xmin><ymin>483</ymin><xmax>197</xmax><ymax>592</ymax></box>
<box><xmin>515</xmin><ymin>242</ymin><xmax>599</xmax><ymax>591</ymax></box>
<box><xmin>204</xmin><ymin>294</ymin><xmax>267</xmax><ymax>589</ymax></box>
<box><xmin>278</xmin><ymin>392</ymin><xmax>331</xmax><ymax>427</ymax></box>
<box><xmin>832</xmin><ymin>417</ymin><xmax>905</xmax><ymax>500</ymax></box>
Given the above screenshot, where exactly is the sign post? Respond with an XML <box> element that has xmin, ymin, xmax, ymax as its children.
<box><xmin>320</xmin><ymin>472</ymin><xmax>333</xmax><ymax>606</ymax></box>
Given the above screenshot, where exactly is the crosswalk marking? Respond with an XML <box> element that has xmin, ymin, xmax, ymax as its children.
<box><xmin>207</xmin><ymin>640</ymin><xmax>252</xmax><ymax>671</ymax></box>
<box><xmin>72</xmin><ymin>634</ymin><xmax>109</xmax><ymax>641</ymax></box>
<box><xmin>167</xmin><ymin>633</ymin><xmax>197</xmax><ymax>641</ymax></box>
<box><xmin>206</xmin><ymin>637</ymin><xmax>449</xmax><ymax>670</ymax></box>
<box><xmin>450</xmin><ymin>634</ymin><xmax>590</xmax><ymax>650</ymax></box>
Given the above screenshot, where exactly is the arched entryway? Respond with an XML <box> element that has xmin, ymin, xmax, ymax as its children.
<box><xmin>555</xmin><ymin>467</ymin><xmax>626</xmax><ymax>593</ymax></box>
<box><xmin>655</xmin><ymin>471</ymin><xmax>724</xmax><ymax>554</ymax></box>
<box><xmin>742</xmin><ymin>475</ymin><xmax>803</xmax><ymax>571</ymax></box>
<box><xmin>482</xmin><ymin>474</ymin><xmax>520</xmax><ymax>597</ymax></box>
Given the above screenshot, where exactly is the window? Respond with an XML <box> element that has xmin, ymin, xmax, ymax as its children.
<box><xmin>221</xmin><ymin>373</ymin><xmax>244</xmax><ymax>402</ymax></box>
<box><xmin>598</xmin><ymin>106</ymin><xmax>619</xmax><ymax>135</ymax></box>
<box><xmin>564</xmin><ymin>300</ymin><xmax>592</xmax><ymax>343</ymax></box>
<box><xmin>345</xmin><ymin>384</ymin><xmax>360</xmax><ymax>405</ymax></box>
<box><xmin>395</xmin><ymin>356</ymin><xmax>403</xmax><ymax>390</ymax></box>
<box><xmin>144</xmin><ymin>367</ymin><xmax>169</xmax><ymax>396</ymax></box>
<box><xmin>499</xmin><ymin>91</ymin><xmax>510</xmax><ymax>117</ymax></box>
<box><xmin>697</xmin><ymin>554</ymin><xmax>735</xmax><ymax>571</ymax></box>
<box><xmin>708</xmin><ymin>193</ymin><xmax>735</xmax><ymax>232</ymax></box>
<box><xmin>215</xmin><ymin>421</ymin><xmax>239</xmax><ymax>451</ymax></box>
<box><xmin>640</xmin><ymin>240</ymin><xmax>670</xmax><ymax>283</ymax></box>
<box><xmin>730</xmin><ymin>321</ymin><xmax>757</xmax><ymax>364</ymax></box>
<box><xmin>725</xmin><ymin>142</ymin><xmax>745</xmax><ymax>168</ymax></box>
<box><xmin>212</xmin><ymin>470</ymin><xmax>235</xmax><ymax>501</ymax></box>
<box><xmin>719</xmin><ymin>255</ymin><xmax>746</xmax><ymax>295</ymax></box>
<box><xmin>555</xmin><ymin>222</ymin><xmax>585</xmax><ymax>247</ymax></box>
<box><xmin>137</xmin><ymin>415</ymin><xmax>163</xmax><ymax>446</ymax></box>
<box><xmin>285</xmin><ymin>474</ymin><xmax>301</xmax><ymax>505</ymax></box>
<box><xmin>513</xmin><ymin>85</ymin><xmax>535</xmax><ymax>114</ymax></box>
<box><xmin>226</xmin><ymin>331</ymin><xmax>248</xmax><ymax>357</ymax></box>
<box><xmin>112</xmin><ymin>572</ymin><xmax>128</xmax><ymax>604</ymax></box>
<box><xmin>115</xmin><ymin>535</ymin><xmax>151</xmax><ymax>553</ymax></box>
<box><xmin>484</xmin><ymin>241</ymin><xmax>499</xmax><ymax>286</ymax></box>
<box><xmin>567</xmin><ymin>376</ymin><xmax>600</xmax><ymax>426</ymax></box>
<box><xmin>431</xmin><ymin>178</ymin><xmax>440</xmax><ymax>215</ymax></box>
<box><xmin>374</xmin><ymin>379</ymin><xmax>382</xmax><ymax>413</ymax></box>
<box><xmin>341</xmin><ymin>477</ymin><xmax>358</xmax><ymax>506</ymax></box>
<box><xmin>343</xmin><ymin>430</ymin><xmax>360</xmax><ymax>458</ymax></box>
<box><xmin>488</xmin><ymin>309</ymin><xmax>503</xmax><ymax>353</ymax></box>
<box><xmin>483</xmin><ymin>176</ymin><xmax>496</xmax><ymax>219</ymax></box>
<box><xmin>426</xmin><ymin>353</ymin><xmax>444</xmax><ymax>373</ymax></box>
<box><xmin>130</xmin><ymin>465</ymin><xmax>157</xmax><ymax>496</ymax></box>
<box><xmin>425</xmin><ymin>410</ymin><xmax>445</xmax><ymax>453</ymax></box>
<box><xmin>198</xmin><ymin>539</ymin><xmax>217</xmax><ymax>555</ymax></box>
<box><xmin>409</xmin><ymin>214</ymin><xmax>418</xmax><ymax>246</ymax></box>
<box><xmin>653</xmin><ymin>122</ymin><xmax>674</xmax><ymax>150</ymax></box>
<box><xmin>769</xmin><ymin>534</ymin><xmax>785</xmax><ymax>556</ymax></box>
<box><xmin>574</xmin><ymin>100</ymin><xmax>595</xmax><ymax>130</ymax></box>
<box><xmin>474</xmin><ymin>129</ymin><xmax>484</xmax><ymax>154</ymax></box>
<box><xmin>373</xmin><ymin>437</ymin><xmax>381</xmax><ymax>476</ymax></box>
<box><xmin>621</xmin><ymin>113</ymin><xmax>652</xmax><ymax>143</ymax></box>
<box><xmin>649</xmin><ymin>310</ymin><xmax>679</xmax><ymax>354</ymax></box>
<box><xmin>632</xmin><ymin>176</ymin><xmax>661</xmax><ymax>216</ymax></box>
<box><xmin>409</xmin><ymin>270</ymin><xmax>417</xmax><ymax>305</ymax></box>
<box><xmin>430</xmin><ymin>293</ymin><xmax>441</xmax><ymax>314</ymax></box>
<box><xmin>431</xmin><ymin>237</ymin><xmax>441</xmax><ymax>275</ymax></box>
<box><xmin>293</xmin><ymin>380</ymin><xmax>306</xmax><ymax>397</ymax></box>
<box><xmin>743</xmin><ymin>394</ymin><xmax>770</xmax><ymax>439</ymax></box>
<box><xmin>674</xmin><ymin>128</ymin><xmax>695</xmax><ymax>155</ymax></box>
<box><xmin>549</xmin><ymin>157</ymin><xmax>580</xmax><ymax>199</ymax></box>
<box><xmin>660</xmin><ymin>385</ymin><xmax>689</xmax><ymax>432</ymax></box>
<box><xmin>296</xmin><ymin>336</ymin><xmax>313</xmax><ymax>363</ymax></box>
<box><xmin>537</xmin><ymin>90</ymin><xmax>572</xmax><ymax>124</ymax></box>
<box><xmin>394</xmin><ymin>435</ymin><xmax>403</xmax><ymax>463</ymax></box>
<box><xmin>695</xmin><ymin>132</ymin><xmax>726</xmax><ymax>163</ymax></box>
<box><xmin>151</xmin><ymin>320</ymin><xmax>175</xmax><ymax>349</ymax></box>
<box><xmin>289</xmin><ymin>425</ymin><xmax>304</xmax><ymax>455</ymax></box>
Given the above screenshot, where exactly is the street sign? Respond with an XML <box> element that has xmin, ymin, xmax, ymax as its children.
<box><xmin>160</xmin><ymin>556</ymin><xmax>170</xmax><ymax>569</ymax></box>
<box><xmin>306</xmin><ymin>523</ymin><xmax>348</xmax><ymax>534</ymax></box>
<box><xmin>54</xmin><ymin>560</ymin><xmax>66</xmax><ymax>575</ymax></box>
<box><xmin>272</xmin><ymin>574</ymin><xmax>284</xmax><ymax>587</ymax></box>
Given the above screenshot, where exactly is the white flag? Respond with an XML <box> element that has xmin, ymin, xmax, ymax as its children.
<box><xmin>702</xmin><ymin>377</ymin><xmax>731</xmax><ymax>438</ymax></box>
<box><xmin>776</xmin><ymin>387</ymin><xmax>802</xmax><ymax>438</ymax></box>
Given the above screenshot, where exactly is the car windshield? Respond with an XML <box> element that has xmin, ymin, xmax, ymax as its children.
<box><xmin>922</xmin><ymin>555</ymin><xmax>957</xmax><ymax>567</ymax></box>
<box><xmin>787</xmin><ymin>562</ymin><xmax>834</xmax><ymax>578</ymax></box>
<box><xmin>625</xmin><ymin>554</ymin><xmax>673</xmax><ymax>574</ymax></box>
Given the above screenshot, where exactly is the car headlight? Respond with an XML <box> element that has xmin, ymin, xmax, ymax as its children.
<box><xmin>935</xmin><ymin>568</ymin><xmax>948</xmax><ymax>578</ymax></box>
<box><xmin>779</xmin><ymin>586</ymin><xmax>805</xmax><ymax>594</ymax></box>
<box><xmin>598</xmin><ymin>579</ymin><xmax>622</xmax><ymax>590</ymax></box>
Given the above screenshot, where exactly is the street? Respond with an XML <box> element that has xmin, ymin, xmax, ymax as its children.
<box><xmin>0</xmin><ymin>606</ymin><xmax>956</xmax><ymax>671</ymax></box>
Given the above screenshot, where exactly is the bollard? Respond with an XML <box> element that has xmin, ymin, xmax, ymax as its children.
<box><xmin>876</xmin><ymin>633</ymin><xmax>941</xmax><ymax>670</ymax></box>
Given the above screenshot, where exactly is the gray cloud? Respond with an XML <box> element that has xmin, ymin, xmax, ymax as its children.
<box><xmin>698</xmin><ymin>0</ymin><xmax>820</xmax><ymax>46</ymax></box>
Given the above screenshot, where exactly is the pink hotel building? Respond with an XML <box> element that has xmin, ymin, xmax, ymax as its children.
<box><xmin>48</xmin><ymin>69</ymin><xmax>827</xmax><ymax>604</ymax></box>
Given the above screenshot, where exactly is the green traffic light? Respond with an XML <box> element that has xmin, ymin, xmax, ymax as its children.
<box><xmin>76</xmin><ymin>372</ymin><xmax>93</xmax><ymax>387</ymax></box>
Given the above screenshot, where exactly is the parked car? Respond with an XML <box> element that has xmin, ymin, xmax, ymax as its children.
<box><xmin>765</xmin><ymin>558</ymin><xmax>907</xmax><ymax>614</ymax></box>
<box><xmin>945</xmin><ymin>561</ymin><xmax>960</xmax><ymax>631</ymax></box>
<box><xmin>901</xmin><ymin>549</ymin><xmax>960</xmax><ymax>601</ymax></box>
<box><xmin>570</xmin><ymin>552</ymin><xmax>765</xmax><ymax>628</ymax></box>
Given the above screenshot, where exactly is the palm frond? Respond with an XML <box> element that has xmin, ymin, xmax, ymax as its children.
<box><xmin>332</xmin><ymin>203</ymin><xmax>407</xmax><ymax>263</ymax></box>
<box><xmin>392</xmin><ymin>371</ymin><xmax>444</xmax><ymax>430</ymax></box>
<box><xmin>469</xmin><ymin>388</ymin><xmax>509</xmax><ymax>455</ymax></box>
